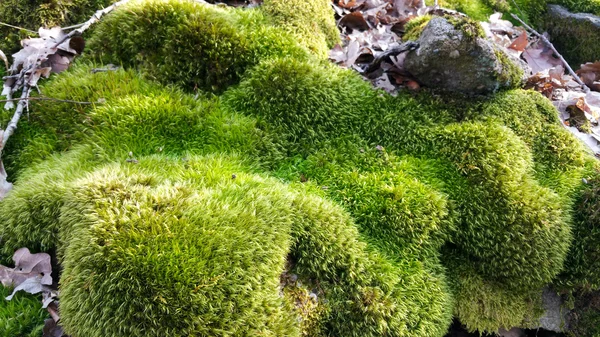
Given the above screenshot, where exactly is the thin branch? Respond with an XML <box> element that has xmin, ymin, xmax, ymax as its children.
<box><xmin>0</xmin><ymin>22</ymin><xmax>36</xmax><ymax>34</ymax></box>
<box><xmin>511</xmin><ymin>13</ymin><xmax>590</xmax><ymax>92</ymax></box>
<box><xmin>60</xmin><ymin>23</ymin><xmax>86</xmax><ymax>31</ymax></box>
<box><xmin>53</xmin><ymin>0</ymin><xmax>135</xmax><ymax>48</ymax></box>
<box><xmin>509</xmin><ymin>0</ymin><xmax>526</xmax><ymax>20</ymax></box>
<box><xmin>0</xmin><ymin>96</ymin><xmax>95</xmax><ymax>105</ymax></box>
<box><xmin>1</xmin><ymin>85</ymin><xmax>30</xmax><ymax>151</ymax></box>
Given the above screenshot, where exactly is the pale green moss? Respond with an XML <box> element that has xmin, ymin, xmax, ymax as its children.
<box><xmin>403</xmin><ymin>15</ymin><xmax>433</xmax><ymax>41</ymax></box>
<box><xmin>494</xmin><ymin>49</ymin><xmax>524</xmax><ymax>88</ymax></box>
<box><xmin>261</xmin><ymin>0</ymin><xmax>340</xmax><ymax>57</ymax></box>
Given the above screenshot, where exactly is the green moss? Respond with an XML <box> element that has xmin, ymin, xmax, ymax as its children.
<box><xmin>445</xmin><ymin>15</ymin><xmax>487</xmax><ymax>40</ymax></box>
<box><xmin>1</xmin><ymin>3</ymin><xmax>599</xmax><ymax>333</ymax></box>
<box><xmin>403</xmin><ymin>15</ymin><xmax>485</xmax><ymax>42</ymax></box>
<box><xmin>444</xmin><ymin>251</ymin><xmax>544</xmax><ymax>333</ymax></box>
<box><xmin>0</xmin><ymin>64</ymin><xmax>160</xmax><ymax>179</ymax></box>
<box><xmin>0</xmin><ymin>286</ymin><xmax>48</xmax><ymax>337</ymax></box>
<box><xmin>427</xmin><ymin>0</ymin><xmax>495</xmax><ymax>21</ymax></box>
<box><xmin>261</xmin><ymin>0</ymin><xmax>339</xmax><ymax>57</ymax></box>
<box><xmin>494</xmin><ymin>49</ymin><xmax>524</xmax><ymax>89</ymax></box>
<box><xmin>558</xmin><ymin>172</ymin><xmax>600</xmax><ymax>291</ymax></box>
<box><xmin>403</xmin><ymin>15</ymin><xmax>433</xmax><ymax>41</ymax></box>
<box><xmin>87</xmin><ymin>0</ymin><xmax>307</xmax><ymax>93</ymax></box>
<box><xmin>53</xmin><ymin>155</ymin><xmax>453</xmax><ymax>337</ymax></box>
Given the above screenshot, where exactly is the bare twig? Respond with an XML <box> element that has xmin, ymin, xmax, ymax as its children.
<box><xmin>0</xmin><ymin>96</ymin><xmax>95</xmax><ymax>105</ymax></box>
<box><xmin>0</xmin><ymin>22</ymin><xmax>36</xmax><ymax>34</ymax></box>
<box><xmin>53</xmin><ymin>0</ymin><xmax>135</xmax><ymax>48</ymax></box>
<box><xmin>60</xmin><ymin>23</ymin><xmax>86</xmax><ymax>31</ymax></box>
<box><xmin>1</xmin><ymin>85</ymin><xmax>30</xmax><ymax>152</ymax></box>
<box><xmin>511</xmin><ymin>13</ymin><xmax>590</xmax><ymax>92</ymax></box>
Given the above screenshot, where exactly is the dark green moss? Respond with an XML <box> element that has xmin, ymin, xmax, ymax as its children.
<box><xmin>567</xmin><ymin>290</ymin><xmax>600</xmax><ymax>337</ymax></box>
<box><xmin>0</xmin><ymin>0</ymin><xmax>113</xmax><ymax>53</ymax></box>
<box><xmin>558</xmin><ymin>172</ymin><xmax>600</xmax><ymax>291</ymax></box>
<box><xmin>0</xmin><ymin>286</ymin><xmax>48</xmax><ymax>337</ymax></box>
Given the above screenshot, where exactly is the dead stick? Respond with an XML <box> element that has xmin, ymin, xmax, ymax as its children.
<box><xmin>0</xmin><ymin>22</ymin><xmax>36</xmax><ymax>34</ymax></box>
<box><xmin>1</xmin><ymin>85</ymin><xmax>30</xmax><ymax>152</ymax></box>
<box><xmin>511</xmin><ymin>13</ymin><xmax>590</xmax><ymax>92</ymax></box>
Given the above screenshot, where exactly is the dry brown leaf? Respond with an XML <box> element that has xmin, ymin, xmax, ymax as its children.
<box><xmin>508</xmin><ymin>32</ymin><xmax>528</xmax><ymax>52</ymax></box>
<box><xmin>339</xmin><ymin>11</ymin><xmax>370</xmax><ymax>31</ymax></box>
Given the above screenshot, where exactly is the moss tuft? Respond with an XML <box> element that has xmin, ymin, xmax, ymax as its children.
<box><xmin>261</xmin><ymin>0</ymin><xmax>340</xmax><ymax>57</ymax></box>
<box><xmin>403</xmin><ymin>15</ymin><xmax>433</xmax><ymax>41</ymax></box>
<box><xmin>87</xmin><ymin>0</ymin><xmax>308</xmax><ymax>93</ymax></box>
<box><xmin>494</xmin><ymin>49</ymin><xmax>524</xmax><ymax>89</ymax></box>
<box><xmin>445</xmin><ymin>15</ymin><xmax>487</xmax><ymax>40</ymax></box>
<box><xmin>445</xmin><ymin>252</ymin><xmax>544</xmax><ymax>333</ymax></box>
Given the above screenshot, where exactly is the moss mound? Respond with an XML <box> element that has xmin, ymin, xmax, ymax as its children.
<box><xmin>262</xmin><ymin>0</ymin><xmax>339</xmax><ymax>57</ymax></box>
<box><xmin>87</xmin><ymin>0</ymin><xmax>308</xmax><ymax>93</ymax></box>
<box><xmin>0</xmin><ymin>0</ymin><xmax>599</xmax><ymax>335</ymax></box>
<box><xmin>49</xmin><ymin>155</ymin><xmax>452</xmax><ymax>337</ymax></box>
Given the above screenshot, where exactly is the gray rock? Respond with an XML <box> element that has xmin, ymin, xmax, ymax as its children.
<box><xmin>548</xmin><ymin>5</ymin><xmax>600</xmax><ymax>29</ymax></box>
<box><xmin>498</xmin><ymin>327</ymin><xmax>526</xmax><ymax>337</ymax></box>
<box><xmin>404</xmin><ymin>17</ymin><xmax>522</xmax><ymax>95</ymax></box>
<box><xmin>545</xmin><ymin>5</ymin><xmax>600</xmax><ymax>66</ymax></box>
<box><xmin>539</xmin><ymin>286</ymin><xmax>570</xmax><ymax>332</ymax></box>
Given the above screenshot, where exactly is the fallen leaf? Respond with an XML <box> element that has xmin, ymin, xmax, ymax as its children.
<box><xmin>508</xmin><ymin>31</ymin><xmax>528</xmax><ymax>52</ymax></box>
<box><xmin>5</xmin><ymin>276</ymin><xmax>45</xmax><ymax>300</ymax></box>
<box><xmin>339</xmin><ymin>12</ymin><xmax>370</xmax><ymax>31</ymax></box>
<box><xmin>522</xmin><ymin>46</ymin><xmax>562</xmax><ymax>75</ymax></box>
<box><xmin>0</xmin><ymin>248</ymin><xmax>53</xmax><ymax>288</ymax></box>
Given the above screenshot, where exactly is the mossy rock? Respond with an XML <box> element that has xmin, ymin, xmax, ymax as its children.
<box><xmin>403</xmin><ymin>17</ymin><xmax>523</xmax><ymax>95</ymax></box>
<box><xmin>544</xmin><ymin>5</ymin><xmax>600</xmax><ymax>66</ymax></box>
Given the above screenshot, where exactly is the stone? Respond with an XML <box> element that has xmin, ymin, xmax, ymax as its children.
<box><xmin>498</xmin><ymin>327</ymin><xmax>526</xmax><ymax>337</ymax></box>
<box><xmin>545</xmin><ymin>5</ymin><xmax>600</xmax><ymax>66</ymax></box>
<box><xmin>404</xmin><ymin>17</ymin><xmax>524</xmax><ymax>96</ymax></box>
<box><xmin>539</xmin><ymin>287</ymin><xmax>569</xmax><ymax>332</ymax></box>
